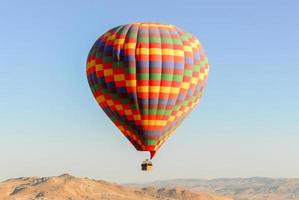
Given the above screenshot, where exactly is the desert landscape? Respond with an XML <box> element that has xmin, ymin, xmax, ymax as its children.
<box><xmin>0</xmin><ymin>174</ymin><xmax>231</xmax><ymax>200</ymax></box>
<box><xmin>2</xmin><ymin>174</ymin><xmax>299</xmax><ymax>200</ymax></box>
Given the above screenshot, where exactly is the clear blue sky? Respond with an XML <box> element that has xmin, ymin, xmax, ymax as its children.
<box><xmin>0</xmin><ymin>0</ymin><xmax>299</xmax><ymax>183</ymax></box>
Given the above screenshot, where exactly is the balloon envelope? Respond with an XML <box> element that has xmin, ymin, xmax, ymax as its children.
<box><xmin>86</xmin><ymin>23</ymin><xmax>209</xmax><ymax>158</ymax></box>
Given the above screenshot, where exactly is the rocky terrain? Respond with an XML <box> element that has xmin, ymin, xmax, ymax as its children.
<box><xmin>133</xmin><ymin>177</ymin><xmax>299</xmax><ymax>200</ymax></box>
<box><xmin>0</xmin><ymin>174</ymin><xmax>231</xmax><ymax>200</ymax></box>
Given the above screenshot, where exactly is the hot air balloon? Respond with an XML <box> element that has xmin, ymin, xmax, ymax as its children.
<box><xmin>86</xmin><ymin>22</ymin><xmax>209</xmax><ymax>170</ymax></box>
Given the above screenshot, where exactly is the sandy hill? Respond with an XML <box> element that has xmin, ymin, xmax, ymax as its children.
<box><xmin>0</xmin><ymin>174</ymin><xmax>232</xmax><ymax>200</ymax></box>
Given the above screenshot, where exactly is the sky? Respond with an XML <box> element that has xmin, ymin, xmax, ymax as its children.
<box><xmin>0</xmin><ymin>0</ymin><xmax>299</xmax><ymax>183</ymax></box>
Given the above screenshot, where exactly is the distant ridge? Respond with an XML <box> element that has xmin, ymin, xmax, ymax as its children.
<box><xmin>130</xmin><ymin>177</ymin><xmax>299</xmax><ymax>200</ymax></box>
<box><xmin>0</xmin><ymin>174</ymin><xmax>232</xmax><ymax>200</ymax></box>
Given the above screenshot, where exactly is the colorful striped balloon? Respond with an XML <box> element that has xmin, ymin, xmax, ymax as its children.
<box><xmin>86</xmin><ymin>22</ymin><xmax>209</xmax><ymax>159</ymax></box>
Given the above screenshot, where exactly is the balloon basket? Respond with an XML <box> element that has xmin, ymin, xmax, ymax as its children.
<box><xmin>141</xmin><ymin>159</ymin><xmax>153</xmax><ymax>171</ymax></box>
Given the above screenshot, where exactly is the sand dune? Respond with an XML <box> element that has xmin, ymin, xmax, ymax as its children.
<box><xmin>0</xmin><ymin>174</ymin><xmax>232</xmax><ymax>200</ymax></box>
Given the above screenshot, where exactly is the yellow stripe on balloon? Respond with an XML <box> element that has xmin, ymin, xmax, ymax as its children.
<box><xmin>114</xmin><ymin>74</ymin><xmax>125</xmax><ymax>81</ymax></box>
<box><xmin>159</xmin><ymin>86</ymin><xmax>172</xmax><ymax>93</ymax></box>
<box><xmin>87</xmin><ymin>60</ymin><xmax>95</xmax><ymax>69</ymax></box>
<box><xmin>181</xmin><ymin>82</ymin><xmax>190</xmax><ymax>89</ymax></box>
<box><xmin>115</xmin><ymin>104</ymin><xmax>123</xmax><ymax>111</ymax></box>
<box><xmin>114</xmin><ymin>39</ymin><xmax>125</xmax><ymax>45</ymax></box>
<box><xmin>199</xmin><ymin>73</ymin><xmax>205</xmax><ymax>80</ymax></box>
<box><xmin>136</xmin><ymin>48</ymin><xmax>149</xmax><ymax>55</ymax></box>
<box><xmin>138</xmin><ymin>86</ymin><xmax>149</xmax><ymax>93</ymax></box>
<box><xmin>169</xmin><ymin>87</ymin><xmax>180</xmax><ymax>94</ymax></box>
<box><xmin>190</xmin><ymin>42</ymin><xmax>199</xmax><ymax>49</ymax></box>
<box><xmin>136</xmin><ymin>48</ymin><xmax>184</xmax><ymax>57</ymax></box>
<box><xmin>133</xmin><ymin>115</ymin><xmax>141</xmax><ymax>120</ymax></box>
<box><xmin>150</xmin><ymin>48</ymin><xmax>162</xmax><ymax>55</ymax></box>
<box><xmin>183</xmin><ymin>45</ymin><xmax>193</xmax><ymax>52</ymax></box>
<box><xmin>163</xmin><ymin>49</ymin><xmax>184</xmax><ymax>57</ymax></box>
<box><xmin>162</xmin><ymin>48</ymin><xmax>174</xmax><ymax>56</ymax></box>
<box><xmin>124</xmin><ymin>109</ymin><xmax>133</xmax><ymax>115</ymax></box>
<box><xmin>103</xmin><ymin>32</ymin><xmax>112</xmax><ymax>37</ymax></box>
<box><xmin>139</xmin><ymin>23</ymin><xmax>173</xmax><ymax>29</ymax></box>
<box><xmin>95</xmin><ymin>64</ymin><xmax>103</xmax><ymax>71</ymax></box>
<box><xmin>126</xmin><ymin>80</ymin><xmax>136</xmax><ymax>87</ymax></box>
<box><xmin>96</xmin><ymin>95</ymin><xmax>105</xmax><ymax>103</ymax></box>
<box><xmin>138</xmin><ymin>86</ymin><xmax>180</xmax><ymax>94</ymax></box>
<box><xmin>168</xmin><ymin>115</ymin><xmax>175</xmax><ymax>121</ymax></box>
<box><xmin>191</xmin><ymin>77</ymin><xmax>198</xmax><ymax>84</ymax></box>
<box><xmin>155</xmin><ymin>24</ymin><xmax>173</xmax><ymax>29</ymax></box>
<box><xmin>108</xmin><ymin>35</ymin><xmax>116</xmax><ymax>41</ymax></box>
<box><xmin>149</xmin><ymin>86</ymin><xmax>159</xmax><ymax>94</ymax></box>
<box><xmin>104</xmin><ymin>69</ymin><xmax>113</xmax><ymax>76</ymax></box>
<box><xmin>107</xmin><ymin>100</ymin><xmax>114</xmax><ymax>106</ymax></box>
<box><xmin>118</xmin><ymin>125</ymin><xmax>125</xmax><ymax>132</ymax></box>
<box><xmin>124</xmin><ymin>43</ymin><xmax>136</xmax><ymax>49</ymax></box>
<box><xmin>141</xmin><ymin>120</ymin><xmax>167</xmax><ymax>126</ymax></box>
